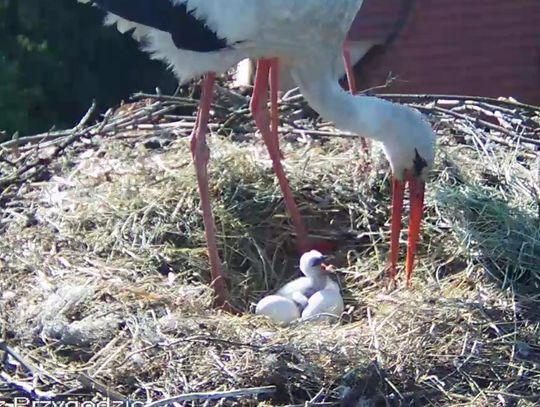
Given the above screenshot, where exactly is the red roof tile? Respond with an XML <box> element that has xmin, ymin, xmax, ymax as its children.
<box><xmin>353</xmin><ymin>0</ymin><xmax>540</xmax><ymax>105</ymax></box>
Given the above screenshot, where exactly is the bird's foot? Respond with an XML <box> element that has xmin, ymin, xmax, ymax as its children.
<box><xmin>383</xmin><ymin>263</ymin><xmax>399</xmax><ymax>291</ymax></box>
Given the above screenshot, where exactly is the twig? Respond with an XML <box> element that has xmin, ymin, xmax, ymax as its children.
<box><xmin>131</xmin><ymin>92</ymin><xmax>199</xmax><ymax>106</ymax></box>
<box><xmin>360</xmin><ymin>73</ymin><xmax>398</xmax><ymax>95</ymax></box>
<box><xmin>0</xmin><ymin>371</ymin><xmax>56</xmax><ymax>401</ymax></box>
<box><xmin>284</xmin><ymin>403</ymin><xmax>337</xmax><ymax>407</ymax></box>
<box><xmin>0</xmin><ymin>341</ymin><xmax>36</xmax><ymax>374</ymax></box>
<box><xmin>0</xmin><ymin>129</ymin><xmax>74</xmax><ymax>149</ymax></box>
<box><xmin>73</xmin><ymin>100</ymin><xmax>98</xmax><ymax>131</ymax></box>
<box><xmin>0</xmin><ymin>102</ymin><xmax>96</xmax><ymax>150</ymax></box>
<box><xmin>484</xmin><ymin>390</ymin><xmax>540</xmax><ymax>402</ymax></box>
<box><xmin>428</xmin><ymin>105</ymin><xmax>540</xmax><ymax>145</ymax></box>
<box><xmin>76</xmin><ymin>373</ymin><xmax>128</xmax><ymax>403</ymax></box>
<box><xmin>378</xmin><ymin>93</ymin><xmax>540</xmax><ymax>112</ymax></box>
<box><xmin>145</xmin><ymin>385</ymin><xmax>276</xmax><ymax>407</ymax></box>
<box><xmin>131</xmin><ymin>91</ymin><xmax>230</xmax><ymax>113</ymax></box>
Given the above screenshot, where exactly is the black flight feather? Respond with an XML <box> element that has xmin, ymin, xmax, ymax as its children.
<box><xmin>91</xmin><ymin>0</ymin><xmax>229</xmax><ymax>52</ymax></box>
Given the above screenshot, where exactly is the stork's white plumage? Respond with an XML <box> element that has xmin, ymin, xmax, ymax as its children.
<box><xmin>277</xmin><ymin>250</ymin><xmax>340</xmax><ymax>305</ymax></box>
<box><xmin>233</xmin><ymin>40</ymin><xmax>375</xmax><ymax>91</ymax></box>
<box><xmin>80</xmin><ymin>0</ymin><xmax>436</xmax><ymax>311</ymax></box>
<box><xmin>301</xmin><ymin>289</ymin><xmax>344</xmax><ymax>321</ymax></box>
<box><xmin>81</xmin><ymin>1</ymin><xmax>359</xmax><ymax>81</ymax></box>
<box><xmin>256</xmin><ymin>250</ymin><xmax>344</xmax><ymax>325</ymax></box>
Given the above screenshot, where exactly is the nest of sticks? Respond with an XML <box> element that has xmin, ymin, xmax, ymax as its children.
<box><xmin>0</xmin><ymin>82</ymin><xmax>539</xmax><ymax>406</ymax></box>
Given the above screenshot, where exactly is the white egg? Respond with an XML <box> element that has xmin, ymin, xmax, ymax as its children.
<box><xmin>255</xmin><ymin>295</ymin><xmax>300</xmax><ymax>325</ymax></box>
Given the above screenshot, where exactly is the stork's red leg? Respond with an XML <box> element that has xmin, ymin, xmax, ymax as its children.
<box><xmin>343</xmin><ymin>40</ymin><xmax>370</xmax><ymax>154</ymax></box>
<box><xmin>405</xmin><ymin>177</ymin><xmax>426</xmax><ymax>286</ymax></box>
<box><xmin>251</xmin><ymin>58</ymin><xmax>310</xmax><ymax>253</ymax></box>
<box><xmin>343</xmin><ymin>40</ymin><xmax>358</xmax><ymax>95</ymax></box>
<box><xmin>190</xmin><ymin>73</ymin><xmax>236</xmax><ymax>313</ymax></box>
<box><xmin>389</xmin><ymin>177</ymin><xmax>405</xmax><ymax>282</ymax></box>
<box><xmin>269</xmin><ymin>58</ymin><xmax>280</xmax><ymax>141</ymax></box>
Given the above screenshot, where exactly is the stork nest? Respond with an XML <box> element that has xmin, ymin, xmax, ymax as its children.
<box><xmin>0</xmin><ymin>83</ymin><xmax>539</xmax><ymax>406</ymax></box>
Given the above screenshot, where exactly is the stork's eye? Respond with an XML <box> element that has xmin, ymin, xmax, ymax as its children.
<box><xmin>413</xmin><ymin>149</ymin><xmax>428</xmax><ymax>176</ymax></box>
<box><xmin>309</xmin><ymin>257</ymin><xmax>325</xmax><ymax>267</ymax></box>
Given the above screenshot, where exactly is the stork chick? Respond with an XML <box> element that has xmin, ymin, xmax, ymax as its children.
<box><xmin>256</xmin><ymin>250</ymin><xmax>344</xmax><ymax>325</ymax></box>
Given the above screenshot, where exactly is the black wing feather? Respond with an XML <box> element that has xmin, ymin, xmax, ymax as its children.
<box><xmin>92</xmin><ymin>0</ymin><xmax>228</xmax><ymax>52</ymax></box>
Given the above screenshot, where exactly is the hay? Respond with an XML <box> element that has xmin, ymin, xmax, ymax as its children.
<box><xmin>0</xmin><ymin>85</ymin><xmax>539</xmax><ymax>406</ymax></box>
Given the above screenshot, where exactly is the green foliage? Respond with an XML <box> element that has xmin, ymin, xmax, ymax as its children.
<box><xmin>0</xmin><ymin>0</ymin><xmax>176</xmax><ymax>139</ymax></box>
<box><xmin>0</xmin><ymin>56</ymin><xmax>31</xmax><ymax>135</ymax></box>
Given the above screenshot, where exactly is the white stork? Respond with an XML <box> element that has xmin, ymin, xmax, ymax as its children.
<box><xmin>256</xmin><ymin>250</ymin><xmax>344</xmax><ymax>325</ymax></box>
<box><xmin>79</xmin><ymin>0</ymin><xmax>436</xmax><ymax>312</ymax></box>
<box><xmin>276</xmin><ymin>250</ymin><xmax>340</xmax><ymax>306</ymax></box>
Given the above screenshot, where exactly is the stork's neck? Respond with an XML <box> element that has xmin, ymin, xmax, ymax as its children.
<box><xmin>306</xmin><ymin>274</ymin><xmax>327</xmax><ymax>292</ymax></box>
<box><xmin>291</xmin><ymin>67</ymin><xmax>389</xmax><ymax>142</ymax></box>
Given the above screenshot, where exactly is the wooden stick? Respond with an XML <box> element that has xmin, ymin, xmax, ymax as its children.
<box><xmin>76</xmin><ymin>373</ymin><xmax>127</xmax><ymax>403</ymax></box>
<box><xmin>0</xmin><ymin>102</ymin><xmax>96</xmax><ymax>149</ymax></box>
<box><xmin>0</xmin><ymin>371</ymin><xmax>56</xmax><ymax>401</ymax></box>
<box><xmin>0</xmin><ymin>341</ymin><xmax>36</xmax><ymax>374</ymax></box>
<box><xmin>145</xmin><ymin>385</ymin><xmax>276</xmax><ymax>407</ymax></box>
<box><xmin>378</xmin><ymin>93</ymin><xmax>540</xmax><ymax>112</ymax></box>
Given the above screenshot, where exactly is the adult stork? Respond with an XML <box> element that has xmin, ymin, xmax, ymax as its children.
<box><xmin>79</xmin><ymin>0</ymin><xmax>436</xmax><ymax>312</ymax></box>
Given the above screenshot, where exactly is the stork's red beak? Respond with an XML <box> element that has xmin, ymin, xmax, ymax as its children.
<box><xmin>389</xmin><ymin>174</ymin><xmax>426</xmax><ymax>286</ymax></box>
<box><xmin>320</xmin><ymin>263</ymin><xmax>335</xmax><ymax>274</ymax></box>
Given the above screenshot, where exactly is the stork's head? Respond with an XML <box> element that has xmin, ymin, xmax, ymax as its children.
<box><xmin>374</xmin><ymin>102</ymin><xmax>436</xmax><ymax>285</ymax></box>
<box><xmin>299</xmin><ymin>250</ymin><xmax>328</xmax><ymax>278</ymax></box>
<box><xmin>378</xmin><ymin>103</ymin><xmax>436</xmax><ymax>181</ymax></box>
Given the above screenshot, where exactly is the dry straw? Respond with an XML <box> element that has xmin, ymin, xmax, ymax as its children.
<box><xmin>0</xmin><ymin>83</ymin><xmax>539</xmax><ymax>406</ymax></box>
